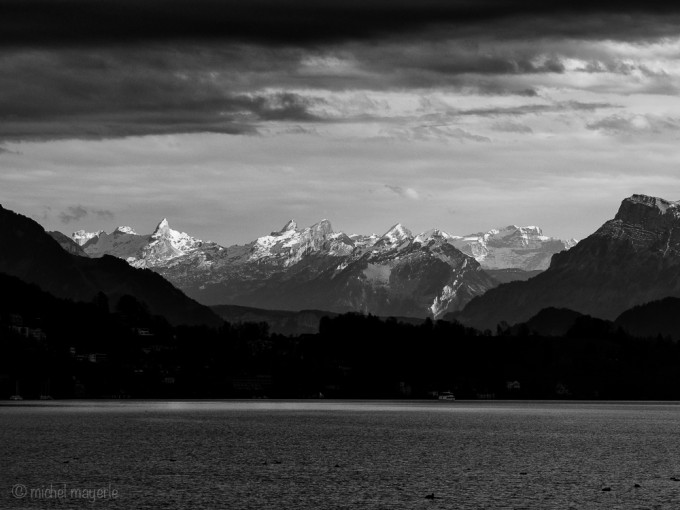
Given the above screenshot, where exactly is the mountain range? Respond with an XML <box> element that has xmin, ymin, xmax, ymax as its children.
<box><xmin>67</xmin><ymin>218</ymin><xmax>575</xmax><ymax>318</ymax></box>
<box><xmin>2</xmin><ymin>193</ymin><xmax>679</xmax><ymax>336</ymax></box>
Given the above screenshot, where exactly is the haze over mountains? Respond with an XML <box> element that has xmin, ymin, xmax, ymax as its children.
<box><xmin>67</xmin><ymin>217</ymin><xmax>575</xmax><ymax>319</ymax></box>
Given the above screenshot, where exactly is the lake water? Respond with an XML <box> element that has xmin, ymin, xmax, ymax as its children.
<box><xmin>2</xmin><ymin>400</ymin><xmax>680</xmax><ymax>509</ymax></box>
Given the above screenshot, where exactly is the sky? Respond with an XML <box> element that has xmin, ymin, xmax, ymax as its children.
<box><xmin>2</xmin><ymin>0</ymin><xmax>680</xmax><ymax>245</ymax></box>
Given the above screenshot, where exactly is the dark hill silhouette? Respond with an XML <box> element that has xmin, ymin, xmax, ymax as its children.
<box><xmin>455</xmin><ymin>195</ymin><xmax>680</xmax><ymax>330</ymax></box>
<box><xmin>510</xmin><ymin>308</ymin><xmax>585</xmax><ymax>337</ymax></box>
<box><xmin>615</xmin><ymin>297</ymin><xmax>680</xmax><ymax>340</ymax></box>
<box><xmin>0</xmin><ymin>205</ymin><xmax>221</xmax><ymax>327</ymax></box>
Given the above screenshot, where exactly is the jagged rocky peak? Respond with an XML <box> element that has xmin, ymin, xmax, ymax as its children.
<box><xmin>279</xmin><ymin>219</ymin><xmax>298</xmax><ymax>233</ymax></box>
<box><xmin>152</xmin><ymin>218</ymin><xmax>171</xmax><ymax>237</ymax></box>
<box><xmin>615</xmin><ymin>194</ymin><xmax>680</xmax><ymax>228</ymax></box>
<box><xmin>309</xmin><ymin>219</ymin><xmax>334</xmax><ymax>237</ymax></box>
<box><xmin>113</xmin><ymin>226</ymin><xmax>137</xmax><ymax>235</ymax></box>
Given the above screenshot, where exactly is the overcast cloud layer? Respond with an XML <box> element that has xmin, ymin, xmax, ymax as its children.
<box><xmin>1</xmin><ymin>0</ymin><xmax>680</xmax><ymax>244</ymax></box>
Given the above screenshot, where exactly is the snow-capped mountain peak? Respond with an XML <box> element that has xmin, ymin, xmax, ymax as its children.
<box><xmin>414</xmin><ymin>228</ymin><xmax>456</xmax><ymax>245</ymax></box>
<box><xmin>113</xmin><ymin>226</ymin><xmax>137</xmax><ymax>235</ymax></box>
<box><xmin>123</xmin><ymin>218</ymin><xmax>204</xmax><ymax>268</ymax></box>
<box><xmin>71</xmin><ymin>229</ymin><xmax>105</xmax><ymax>246</ymax></box>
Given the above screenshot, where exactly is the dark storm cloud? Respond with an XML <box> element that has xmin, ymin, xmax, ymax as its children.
<box><xmin>1</xmin><ymin>1</ymin><xmax>677</xmax><ymax>141</ymax></box>
<box><xmin>0</xmin><ymin>49</ymin><xmax>323</xmax><ymax>140</ymax></box>
<box><xmin>2</xmin><ymin>0</ymin><xmax>680</xmax><ymax>48</ymax></box>
<box><xmin>59</xmin><ymin>205</ymin><xmax>114</xmax><ymax>224</ymax></box>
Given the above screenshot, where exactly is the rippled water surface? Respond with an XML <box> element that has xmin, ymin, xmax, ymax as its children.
<box><xmin>3</xmin><ymin>400</ymin><xmax>680</xmax><ymax>509</ymax></box>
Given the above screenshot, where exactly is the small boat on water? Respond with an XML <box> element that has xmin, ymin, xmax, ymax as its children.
<box><xmin>438</xmin><ymin>391</ymin><xmax>455</xmax><ymax>401</ymax></box>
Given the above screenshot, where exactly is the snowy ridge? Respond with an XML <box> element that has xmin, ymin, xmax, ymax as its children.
<box><xmin>249</xmin><ymin>219</ymin><xmax>355</xmax><ymax>267</ymax></box>
<box><xmin>71</xmin><ymin>230</ymin><xmax>105</xmax><ymax>246</ymax></box>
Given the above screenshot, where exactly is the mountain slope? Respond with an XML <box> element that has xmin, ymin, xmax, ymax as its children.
<box><xmin>0</xmin><ymin>205</ymin><xmax>222</xmax><ymax>327</ymax></box>
<box><xmin>48</xmin><ymin>231</ymin><xmax>89</xmax><ymax>257</ymax></box>
<box><xmin>455</xmin><ymin>194</ymin><xmax>680</xmax><ymax>330</ymax></box>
